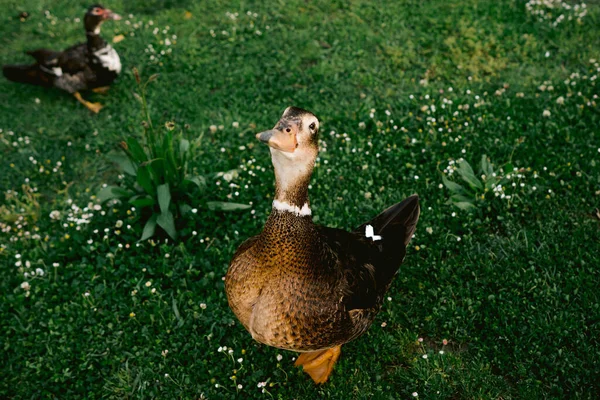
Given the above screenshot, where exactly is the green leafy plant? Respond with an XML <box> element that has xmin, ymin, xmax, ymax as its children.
<box><xmin>442</xmin><ymin>155</ymin><xmax>526</xmax><ymax>211</ymax></box>
<box><xmin>98</xmin><ymin>69</ymin><xmax>249</xmax><ymax>240</ymax></box>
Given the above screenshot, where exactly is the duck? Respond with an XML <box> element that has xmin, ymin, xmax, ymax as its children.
<box><xmin>225</xmin><ymin>107</ymin><xmax>420</xmax><ymax>384</ymax></box>
<box><xmin>2</xmin><ymin>4</ymin><xmax>122</xmax><ymax>113</ymax></box>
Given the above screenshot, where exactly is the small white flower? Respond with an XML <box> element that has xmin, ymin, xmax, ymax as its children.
<box><xmin>542</xmin><ymin>110</ymin><xmax>551</xmax><ymax>117</ymax></box>
<box><xmin>422</xmin><ymin>354</ymin><xmax>428</xmax><ymax>359</ymax></box>
<box><xmin>237</xmin><ymin>384</ymin><xmax>243</xmax><ymax>389</ymax></box>
<box><xmin>237</xmin><ymin>358</ymin><xmax>243</xmax><ymax>363</ymax></box>
<box><xmin>49</xmin><ymin>210</ymin><xmax>61</xmax><ymax>220</ymax></box>
<box><xmin>115</xmin><ymin>220</ymin><xmax>123</xmax><ymax>228</ymax></box>
<box><xmin>276</xmin><ymin>354</ymin><xmax>283</xmax><ymax>361</ymax></box>
<box><xmin>426</xmin><ymin>227</ymin><xmax>433</xmax><ymax>234</ymax></box>
<box><xmin>20</xmin><ymin>281</ymin><xmax>31</xmax><ymax>291</ymax></box>
<box><xmin>232</xmin><ymin>121</ymin><xmax>239</xmax><ymax>128</ymax></box>
<box><xmin>209</xmin><ymin>125</ymin><xmax>218</xmax><ymax>133</ymax></box>
<box><xmin>145</xmin><ymin>281</ymin><xmax>152</xmax><ymax>287</ymax></box>
<box><xmin>412</xmin><ymin>392</ymin><xmax>418</xmax><ymax>397</ymax></box>
<box><xmin>35</xmin><ymin>268</ymin><xmax>44</xmax><ymax>276</ymax></box>
<box><xmin>200</xmin><ymin>303</ymin><xmax>207</xmax><ymax>309</ymax></box>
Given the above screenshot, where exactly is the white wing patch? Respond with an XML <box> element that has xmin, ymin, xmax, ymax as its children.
<box><xmin>365</xmin><ymin>224</ymin><xmax>382</xmax><ymax>241</ymax></box>
<box><xmin>39</xmin><ymin>65</ymin><xmax>63</xmax><ymax>77</ymax></box>
<box><xmin>93</xmin><ymin>45</ymin><xmax>121</xmax><ymax>73</ymax></box>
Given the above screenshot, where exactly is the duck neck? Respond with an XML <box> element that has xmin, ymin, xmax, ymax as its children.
<box><xmin>270</xmin><ymin>149</ymin><xmax>314</xmax><ymax>218</ymax></box>
<box><xmin>86</xmin><ymin>26</ymin><xmax>106</xmax><ymax>50</ymax></box>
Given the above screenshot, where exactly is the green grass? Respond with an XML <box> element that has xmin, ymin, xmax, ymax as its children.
<box><xmin>1</xmin><ymin>0</ymin><xmax>599</xmax><ymax>398</ymax></box>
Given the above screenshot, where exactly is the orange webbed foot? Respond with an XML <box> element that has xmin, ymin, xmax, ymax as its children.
<box><xmin>294</xmin><ymin>346</ymin><xmax>341</xmax><ymax>384</ymax></box>
<box><xmin>92</xmin><ymin>86</ymin><xmax>110</xmax><ymax>94</ymax></box>
<box><xmin>73</xmin><ymin>92</ymin><xmax>103</xmax><ymax>113</ymax></box>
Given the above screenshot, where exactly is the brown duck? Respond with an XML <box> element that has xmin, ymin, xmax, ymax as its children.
<box><xmin>225</xmin><ymin>107</ymin><xmax>420</xmax><ymax>384</ymax></box>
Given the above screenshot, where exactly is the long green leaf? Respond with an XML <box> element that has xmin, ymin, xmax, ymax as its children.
<box><xmin>442</xmin><ymin>175</ymin><xmax>465</xmax><ymax>194</ymax></box>
<box><xmin>185</xmin><ymin>176</ymin><xmax>206</xmax><ymax>188</ymax></box>
<box><xmin>140</xmin><ymin>214</ymin><xmax>158</xmax><ymax>241</ymax></box>
<box><xmin>480</xmin><ymin>155</ymin><xmax>493</xmax><ymax>177</ymax></box>
<box><xmin>457</xmin><ymin>160</ymin><xmax>483</xmax><ymax>191</ymax></box>
<box><xmin>179</xmin><ymin>138</ymin><xmax>190</xmax><ymax>157</ymax></box>
<box><xmin>128</xmin><ymin>195</ymin><xmax>155</xmax><ymax>209</ymax></box>
<box><xmin>157</xmin><ymin>211</ymin><xmax>177</xmax><ymax>239</ymax></box>
<box><xmin>108</xmin><ymin>154</ymin><xmax>136</xmax><ymax>176</ymax></box>
<box><xmin>207</xmin><ymin>201</ymin><xmax>251</xmax><ymax>211</ymax></box>
<box><xmin>450</xmin><ymin>194</ymin><xmax>475</xmax><ymax>204</ymax></box>
<box><xmin>97</xmin><ymin>186</ymin><xmax>133</xmax><ymax>203</ymax></box>
<box><xmin>157</xmin><ymin>184</ymin><xmax>171</xmax><ymax>214</ymax></box>
<box><xmin>126</xmin><ymin>137</ymin><xmax>148</xmax><ymax>163</ymax></box>
<box><xmin>136</xmin><ymin>165</ymin><xmax>154</xmax><ymax>195</ymax></box>
<box><xmin>454</xmin><ymin>201</ymin><xmax>477</xmax><ymax>211</ymax></box>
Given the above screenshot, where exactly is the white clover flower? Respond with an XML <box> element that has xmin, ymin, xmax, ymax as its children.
<box><xmin>115</xmin><ymin>220</ymin><xmax>123</xmax><ymax>228</ymax></box>
<box><xmin>276</xmin><ymin>354</ymin><xmax>283</xmax><ymax>361</ymax></box>
<box><xmin>49</xmin><ymin>210</ymin><xmax>61</xmax><ymax>220</ymax></box>
<box><xmin>412</xmin><ymin>392</ymin><xmax>418</xmax><ymax>397</ymax></box>
<box><xmin>21</xmin><ymin>282</ymin><xmax>30</xmax><ymax>291</ymax></box>
<box><xmin>232</xmin><ymin>121</ymin><xmax>239</xmax><ymax>128</ymax></box>
<box><xmin>35</xmin><ymin>268</ymin><xmax>44</xmax><ymax>276</ymax></box>
<box><xmin>543</xmin><ymin>110</ymin><xmax>551</xmax><ymax>117</ymax></box>
<box><xmin>200</xmin><ymin>303</ymin><xmax>207</xmax><ymax>309</ymax></box>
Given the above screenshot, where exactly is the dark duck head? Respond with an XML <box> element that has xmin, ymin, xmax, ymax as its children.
<box><xmin>256</xmin><ymin>107</ymin><xmax>320</xmax><ymax>216</ymax></box>
<box><xmin>84</xmin><ymin>4</ymin><xmax>121</xmax><ymax>35</ymax></box>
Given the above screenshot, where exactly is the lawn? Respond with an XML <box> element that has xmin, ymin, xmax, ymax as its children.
<box><xmin>1</xmin><ymin>0</ymin><xmax>599</xmax><ymax>398</ymax></box>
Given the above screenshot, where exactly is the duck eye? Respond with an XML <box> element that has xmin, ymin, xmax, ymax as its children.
<box><xmin>309</xmin><ymin>122</ymin><xmax>316</xmax><ymax>131</ymax></box>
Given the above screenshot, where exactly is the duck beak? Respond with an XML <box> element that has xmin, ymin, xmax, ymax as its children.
<box><xmin>103</xmin><ymin>9</ymin><xmax>122</xmax><ymax>20</ymax></box>
<box><xmin>256</xmin><ymin>124</ymin><xmax>298</xmax><ymax>153</ymax></box>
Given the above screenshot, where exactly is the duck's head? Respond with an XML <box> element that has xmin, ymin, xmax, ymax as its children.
<box><xmin>256</xmin><ymin>107</ymin><xmax>320</xmax><ymax>211</ymax></box>
<box><xmin>85</xmin><ymin>4</ymin><xmax>121</xmax><ymax>34</ymax></box>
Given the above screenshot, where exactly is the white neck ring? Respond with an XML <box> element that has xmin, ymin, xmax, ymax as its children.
<box><xmin>272</xmin><ymin>200</ymin><xmax>311</xmax><ymax>216</ymax></box>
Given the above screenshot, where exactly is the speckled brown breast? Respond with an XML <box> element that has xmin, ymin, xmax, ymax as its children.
<box><xmin>225</xmin><ymin>211</ymin><xmax>377</xmax><ymax>352</ymax></box>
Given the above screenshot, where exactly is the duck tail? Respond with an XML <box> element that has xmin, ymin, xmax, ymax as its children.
<box><xmin>355</xmin><ymin>195</ymin><xmax>420</xmax><ymax>287</ymax></box>
<box><xmin>3</xmin><ymin>64</ymin><xmax>53</xmax><ymax>87</ymax></box>
<box><xmin>358</xmin><ymin>195</ymin><xmax>420</xmax><ymax>245</ymax></box>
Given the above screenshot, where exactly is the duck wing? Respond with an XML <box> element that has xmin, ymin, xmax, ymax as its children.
<box><xmin>26</xmin><ymin>48</ymin><xmax>61</xmax><ymax>65</ymax></box>
<box><xmin>56</xmin><ymin>43</ymin><xmax>90</xmax><ymax>74</ymax></box>
<box><xmin>318</xmin><ymin>195</ymin><xmax>420</xmax><ymax>312</ymax></box>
